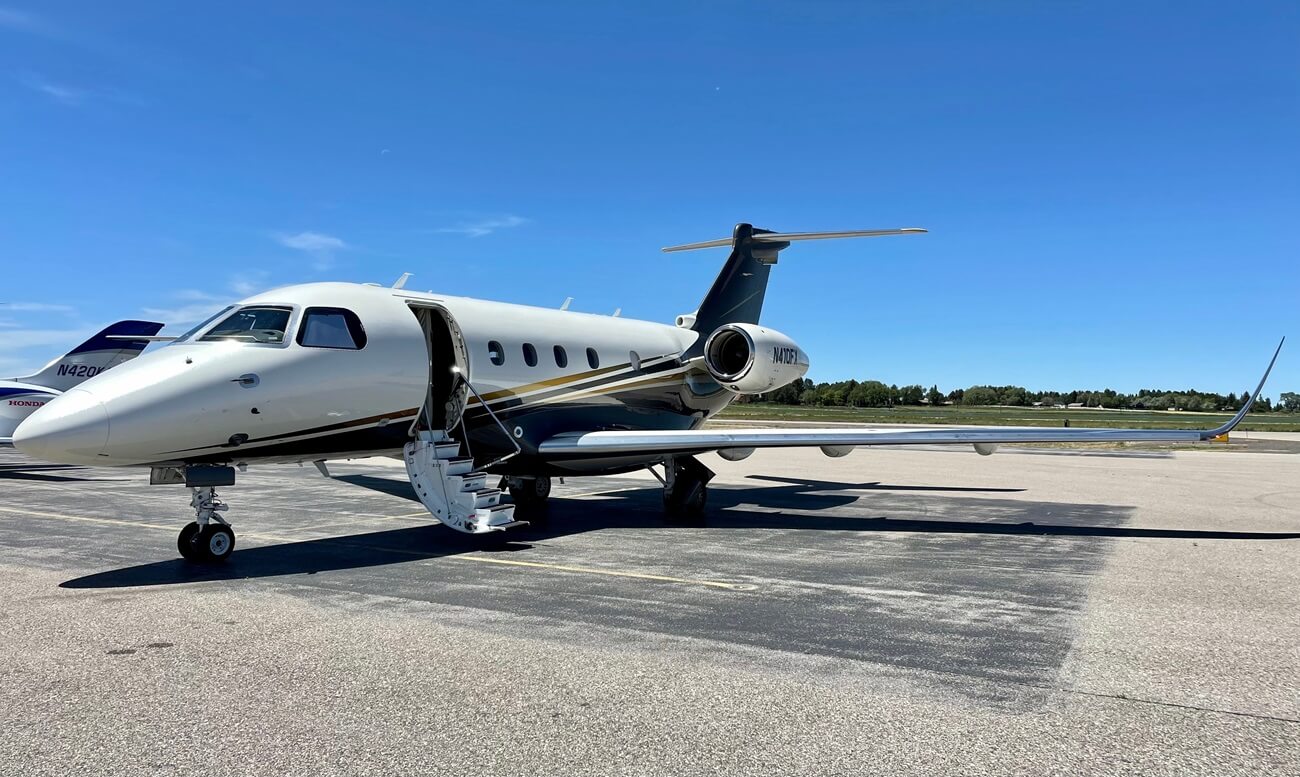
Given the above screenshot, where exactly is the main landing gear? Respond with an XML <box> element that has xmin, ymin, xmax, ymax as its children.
<box><xmin>503</xmin><ymin>476</ymin><xmax>552</xmax><ymax>528</ymax></box>
<box><xmin>505</xmin><ymin>475</ymin><xmax>552</xmax><ymax>508</ymax></box>
<box><xmin>662</xmin><ymin>455</ymin><xmax>714</xmax><ymax>521</ymax></box>
<box><xmin>177</xmin><ymin>486</ymin><xmax>236</xmax><ymax>563</ymax></box>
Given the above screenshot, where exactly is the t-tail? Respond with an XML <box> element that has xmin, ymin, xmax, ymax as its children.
<box><xmin>13</xmin><ymin>320</ymin><xmax>166</xmax><ymax>391</ymax></box>
<box><xmin>665</xmin><ymin>223</ymin><xmax>925</xmax><ymax>356</ymax></box>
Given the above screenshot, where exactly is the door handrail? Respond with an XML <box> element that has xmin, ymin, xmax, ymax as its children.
<box><xmin>453</xmin><ymin>368</ymin><xmax>521</xmax><ymax>470</ymax></box>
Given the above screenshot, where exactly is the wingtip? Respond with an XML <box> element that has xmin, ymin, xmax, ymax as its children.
<box><xmin>1203</xmin><ymin>337</ymin><xmax>1286</xmax><ymax>439</ymax></box>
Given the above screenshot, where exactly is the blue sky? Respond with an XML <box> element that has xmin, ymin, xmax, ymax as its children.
<box><xmin>2</xmin><ymin>2</ymin><xmax>1297</xmax><ymax>398</ymax></box>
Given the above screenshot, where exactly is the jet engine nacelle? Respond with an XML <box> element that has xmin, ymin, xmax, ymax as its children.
<box><xmin>702</xmin><ymin>323</ymin><xmax>809</xmax><ymax>395</ymax></box>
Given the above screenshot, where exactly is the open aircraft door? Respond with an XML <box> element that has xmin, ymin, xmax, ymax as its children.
<box><xmin>408</xmin><ymin>304</ymin><xmax>470</xmax><ymax>435</ymax></box>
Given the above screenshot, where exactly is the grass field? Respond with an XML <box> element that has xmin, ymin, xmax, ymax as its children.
<box><xmin>716</xmin><ymin>403</ymin><xmax>1300</xmax><ymax>432</ymax></box>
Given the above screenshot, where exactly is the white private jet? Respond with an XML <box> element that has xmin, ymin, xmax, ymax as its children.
<box><xmin>12</xmin><ymin>224</ymin><xmax>1283</xmax><ymax>563</ymax></box>
<box><xmin>2</xmin><ymin>320</ymin><xmax>165</xmax><ymax>445</ymax></box>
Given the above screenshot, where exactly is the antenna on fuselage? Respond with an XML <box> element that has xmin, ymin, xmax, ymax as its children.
<box><xmin>392</xmin><ymin>272</ymin><xmax>412</xmax><ymax>289</ymax></box>
<box><xmin>560</xmin><ymin>297</ymin><xmax>573</xmax><ymax>311</ymax></box>
<box><xmin>612</xmin><ymin>308</ymin><xmax>621</xmax><ymax>317</ymax></box>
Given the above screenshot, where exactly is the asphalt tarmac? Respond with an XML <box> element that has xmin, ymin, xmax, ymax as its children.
<box><xmin>0</xmin><ymin>444</ymin><xmax>1296</xmax><ymax>776</ymax></box>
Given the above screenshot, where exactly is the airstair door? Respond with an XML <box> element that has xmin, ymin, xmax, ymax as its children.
<box><xmin>409</xmin><ymin>305</ymin><xmax>469</xmax><ymax>435</ymax></box>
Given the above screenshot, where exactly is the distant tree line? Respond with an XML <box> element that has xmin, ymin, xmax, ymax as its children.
<box><xmin>745</xmin><ymin>380</ymin><xmax>1300</xmax><ymax>413</ymax></box>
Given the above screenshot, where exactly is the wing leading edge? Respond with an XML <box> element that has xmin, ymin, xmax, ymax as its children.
<box><xmin>539</xmin><ymin>339</ymin><xmax>1285</xmax><ymax>457</ymax></box>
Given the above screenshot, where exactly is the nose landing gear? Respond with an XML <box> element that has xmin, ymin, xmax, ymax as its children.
<box><xmin>177</xmin><ymin>486</ymin><xmax>236</xmax><ymax>562</ymax></box>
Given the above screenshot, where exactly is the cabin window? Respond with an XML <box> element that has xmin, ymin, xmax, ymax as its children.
<box><xmin>553</xmin><ymin>345</ymin><xmax>568</xmax><ymax>368</ymax></box>
<box><xmin>297</xmin><ymin>308</ymin><xmax>367</xmax><ymax>350</ymax></box>
<box><xmin>201</xmin><ymin>306</ymin><xmax>292</xmax><ymax>344</ymax></box>
<box><xmin>522</xmin><ymin>342</ymin><xmax>538</xmax><ymax>367</ymax></box>
<box><xmin>629</xmin><ymin>350</ymin><xmax>641</xmax><ymax>371</ymax></box>
<box><xmin>586</xmin><ymin>347</ymin><xmax>600</xmax><ymax>369</ymax></box>
<box><xmin>487</xmin><ymin>340</ymin><xmax>505</xmax><ymax>366</ymax></box>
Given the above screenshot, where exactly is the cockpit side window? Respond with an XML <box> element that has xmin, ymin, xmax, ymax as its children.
<box><xmin>297</xmin><ymin>307</ymin><xmax>367</xmax><ymax>350</ymax></box>
<box><xmin>200</xmin><ymin>306</ymin><xmax>292</xmax><ymax>344</ymax></box>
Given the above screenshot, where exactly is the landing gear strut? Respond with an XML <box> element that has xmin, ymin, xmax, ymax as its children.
<box><xmin>177</xmin><ymin>486</ymin><xmax>236</xmax><ymax>562</ymax></box>
<box><xmin>662</xmin><ymin>456</ymin><xmax>713</xmax><ymax>521</ymax></box>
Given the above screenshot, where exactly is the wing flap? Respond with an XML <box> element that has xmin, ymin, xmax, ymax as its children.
<box><xmin>538</xmin><ymin>425</ymin><xmax>1210</xmax><ymax>456</ymax></box>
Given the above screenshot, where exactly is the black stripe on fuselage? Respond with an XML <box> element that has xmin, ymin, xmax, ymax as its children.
<box><xmin>162</xmin><ymin>409</ymin><xmax>419</xmax><ymax>455</ymax></box>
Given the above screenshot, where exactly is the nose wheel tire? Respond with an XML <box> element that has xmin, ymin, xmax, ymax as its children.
<box><xmin>177</xmin><ymin>522</ymin><xmax>236</xmax><ymax>563</ymax></box>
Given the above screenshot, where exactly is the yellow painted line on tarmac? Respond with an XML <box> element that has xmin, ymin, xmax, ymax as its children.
<box><xmin>0</xmin><ymin>504</ymin><xmax>179</xmax><ymax>533</ymax></box>
<box><xmin>450</xmin><ymin>554</ymin><xmax>754</xmax><ymax>591</ymax></box>
<box><xmin>0</xmin><ymin>504</ymin><xmax>753</xmax><ymax>592</ymax></box>
<box><xmin>0</xmin><ymin>504</ymin><xmax>287</xmax><ymax>542</ymax></box>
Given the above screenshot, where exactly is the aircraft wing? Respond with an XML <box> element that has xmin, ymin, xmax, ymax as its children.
<box><xmin>539</xmin><ymin>339</ymin><xmax>1284</xmax><ymax>458</ymax></box>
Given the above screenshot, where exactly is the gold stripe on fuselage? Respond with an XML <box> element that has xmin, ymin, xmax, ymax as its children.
<box><xmin>478</xmin><ymin>369</ymin><xmax>694</xmax><ymax>417</ymax></box>
<box><xmin>467</xmin><ymin>356</ymin><xmax>680</xmax><ymax>407</ymax></box>
<box><xmin>471</xmin><ymin>362</ymin><xmax>630</xmax><ymax>403</ymax></box>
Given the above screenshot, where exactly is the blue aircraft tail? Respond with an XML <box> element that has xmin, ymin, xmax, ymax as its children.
<box><xmin>14</xmin><ymin>320</ymin><xmax>166</xmax><ymax>391</ymax></box>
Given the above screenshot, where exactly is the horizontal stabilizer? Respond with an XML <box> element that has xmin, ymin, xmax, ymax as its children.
<box><xmin>662</xmin><ymin>228</ymin><xmax>926</xmax><ymax>253</ymax></box>
<box><xmin>106</xmin><ymin>335</ymin><xmax>178</xmax><ymax>342</ymax></box>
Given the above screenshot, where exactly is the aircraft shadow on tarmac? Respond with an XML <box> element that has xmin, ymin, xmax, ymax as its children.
<box><xmin>0</xmin><ymin>463</ymin><xmax>100</xmax><ymax>483</ymax></box>
<box><xmin>61</xmin><ymin>473</ymin><xmax>1300</xmax><ymax>590</ymax></box>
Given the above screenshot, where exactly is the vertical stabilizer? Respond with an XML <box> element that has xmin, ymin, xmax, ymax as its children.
<box><xmin>14</xmin><ymin>320</ymin><xmax>165</xmax><ymax>391</ymax></box>
<box><xmin>685</xmin><ymin>224</ymin><xmax>785</xmax><ymax>355</ymax></box>
<box><xmin>664</xmin><ymin>223</ymin><xmax>925</xmax><ymax>357</ymax></box>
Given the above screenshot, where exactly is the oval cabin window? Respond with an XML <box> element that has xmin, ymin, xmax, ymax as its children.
<box><xmin>522</xmin><ymin>342</ymin><xmax>538</xmax><ymax>367</ymax></box>
<box><xmin>487</xmin><ymin>340</ymin><xmax>505</xmax><ymax>366</ymax></box>
<box><xmin>553</xmin><ymin>345</ymin><xmax>568</xmax><ymax>368</ymax></box>
<box><xmin>586</xmin><ymin>347</ymin><xmax>600</xmax><ymax>369</ymax></box>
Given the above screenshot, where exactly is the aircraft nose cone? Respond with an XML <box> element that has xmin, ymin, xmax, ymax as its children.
<box><xmin>13</xmin><ymin>389</ymin><xmax>110</xmax><ymax>464</ymax></box>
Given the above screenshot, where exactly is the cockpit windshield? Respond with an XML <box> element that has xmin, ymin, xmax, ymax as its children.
<box><xmin>167</xmin><ymin>306</ymin><xmax>235</xmax><ymax>345</ymax></box>
<box><xmin>199</xmin><ymin>306</ymin><xmax>293</xmax><ymax>344</ymax></box>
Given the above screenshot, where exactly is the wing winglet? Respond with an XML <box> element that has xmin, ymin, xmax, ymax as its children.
<box><xmin>1202</xmin><ymin>336</ymin><xmax>1285</xmax><ymax>440</ymax></box>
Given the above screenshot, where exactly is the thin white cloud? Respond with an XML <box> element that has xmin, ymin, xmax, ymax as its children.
<box><xmin>274</xmin><ymin>230</ymin><xmax>348</xmax><ymax>271</ymax></box>
<box><xmin>0</xmin><ymin>7</ymin><xmax>45</xmax><ymax>33</ymax></box>
<box><xmin>0</xmin><ymin>7</ymin><xmax>130</xmax><ymax>61</ymax></box>
<box><xmin>172</xmin><ymin>289</ymin><xmax>228</xmax><ymax>302</ymax></box>
<box><xmin>140</xmin><ymin>276</ymin><xmax>271</xmax><ymax>330</ymax></box>
<box><xmin>0</xmin><ymin>326</ymin><xmax>97</xmax><ymax>353</ymax></box>
<box><xmin>142</xmin><ymin>289</ymin><xmax>232</xmax><ymax>330</ymax></box>
<box><xmin>17</xmin><ymin>72</ymin><xmax>87</xmax><ymax>105</ymax></box>
<box><xmin>141</xmin><ymin>301</ymin><xmax>229</xmax><ymax>328</ymax></box>
<box><xmin>2</xmin><ymin>301</ymin><xmax>75</xmax><ymax>312</ymax></box>
<box><xmin>229</xmin><ymin>271</ymin><xmax>269</xmax><ymax>296</ymax></box>
<box><xmin>435</xmin><ymin>215</ymin><xmax>529</xmax><ymax>238</ymax></box>
<box><xmin>276</xmin><ymin>231</ymin><xmax>346</xmax><ymax>252</ymax></box>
